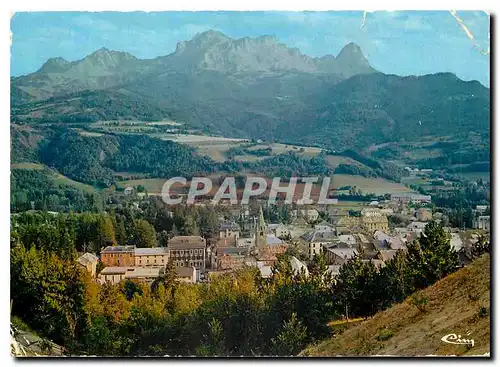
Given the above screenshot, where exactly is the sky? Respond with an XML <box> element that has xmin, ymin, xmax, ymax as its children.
<box><xmin>10</xmin><ymin>11</ymin><xmax>490</xmax><ymax>86</ymax></box>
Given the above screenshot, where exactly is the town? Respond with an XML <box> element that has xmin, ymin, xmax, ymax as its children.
<box><xmin>65</xmin><ymin>189</ymin><xmax>489</xmax><ymax>286</ymax></box>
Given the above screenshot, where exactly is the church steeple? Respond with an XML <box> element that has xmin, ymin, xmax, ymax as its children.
<box><xmin>255</xmin><ymin>205</ymin><xmax>267</xmax><ymax>250</ymax></box>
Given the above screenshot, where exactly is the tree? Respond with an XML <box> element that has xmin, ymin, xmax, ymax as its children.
<box><xmin>405</xmin><ymin>221</ymin><xmax>459</xmax><ymax>290</ymax></box>
<box><xmin>334</xmin><ymin>254</ymin><xmax>379</xmax><ymax>319</ymax></box>
<box><xmin>270</xmin><ymin>313</ymin><xmax>308</xmax><ymax>356</ymax></box>
<box><xmin>133</xmin><ymin>220</ymin><xmax>157</xmax><ymax>248</ymax></box>
<box><xmin>377</xmin><ymin>250</ymin><xmax>412</xmax><ymax>309</ymax></box>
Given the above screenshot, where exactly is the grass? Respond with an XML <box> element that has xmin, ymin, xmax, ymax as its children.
<box><xmin>116</xmin><ymin>178</ymin><xmax>167</xmax><ymax>194</ymax></box>
<box><xmin>116</xmin><ymin>173</ymin><xmax>413</xmax><ymax>198</ymax></box>
<box><xmin>300</xmin><ymin>254</ymin><xmax>491</xmax><ymax>357</ymax></box>
<box><xmin>330</xmin><ymin>174</ymin><xmax>414</xmax><ymax>195</ymax></box>
<box><xmin>51</xmin><ymin>172</ymin><xmax>97</xmax><ymax>193</ymax></box>
<box><xmin>11</xmin><ymin>162</ymin><xmax>45</xmax><ymax>170</ymax></box>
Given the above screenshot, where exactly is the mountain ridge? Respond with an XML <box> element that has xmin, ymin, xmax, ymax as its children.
<box><xmin>13</xmin><ymin>30</ymin><xmax>376</xmax><ymax>101</ymax></box>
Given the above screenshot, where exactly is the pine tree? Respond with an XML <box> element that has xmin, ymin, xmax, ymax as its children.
<box><xmin>270</xmin><ymin>313</ymin><xmax>308</xmax><ymax>356</ymax></box>
<box><xmin>406</xmin><ymin>221</ymin><xmax>459</xmax><ymax>290</ymax></box>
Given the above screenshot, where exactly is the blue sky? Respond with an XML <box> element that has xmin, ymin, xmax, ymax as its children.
<box><xmin>11</xmin><ymin>11</ymin><xmax>490</xmax><ymax>86</ymax></box>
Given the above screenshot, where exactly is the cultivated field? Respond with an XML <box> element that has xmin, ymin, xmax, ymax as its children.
<box><xmin>330</xmin><ymin>174</ymin><xmax>414</xmax><ymax>195</ymax></box>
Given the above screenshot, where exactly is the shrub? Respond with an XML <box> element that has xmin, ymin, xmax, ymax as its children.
<box><xmin>410</xmin><ymin>294</ymin><xmax>429</xmax><ymax>312</ymax></box>
<box><xmin>377</xmin><ymin>328</ymin><xmax>394</xmax><ymax>341</ymax></box>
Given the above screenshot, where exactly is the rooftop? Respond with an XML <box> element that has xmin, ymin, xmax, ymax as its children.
<box><xmin>220</xmin><ymin>222</ymin><xmax>241</xmax><ymax>231</ymax></box>
<box><xmin>126</xmin><ymin>267</ymin><xmax>163</xmax><ymax>278</ymax></box>
<box><xmin>100</xmin><ymin>267</ymin><xmax>129</xmax><ymax>275</ymax></box>
<box><xmin>135</xmin><ymin>247</ymin><xmax>169</xmax><ymax>256</ymax></box>
<box><xmin>168</xmin><ymin>236</ymin><xmax>205</xmax><ymax>249</ymax></box>
<box><xmin>216</xmin><ymin>247</ymin><xmax>248</xmax><ymax>256</ymax></box>
<box><xmin>101</xmin><ymin>245</ymin><xmax>135</xmax><ymax>253</ymax></box>
<box><xmin>175</xmin><ymin>266</ymin><xmax>196</xmax><ymax>278</ymax></box>
<box><xmin>77</xmin><ymin>252</ymin><xmax>99</xmax><ymax>266</ymax></box>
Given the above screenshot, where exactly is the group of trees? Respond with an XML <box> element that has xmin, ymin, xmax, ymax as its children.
<box><xmin>11</xmin><ymin>168</ymin><xmax>104</xmax><ymax>213</ymax></box>
<box><xmin>11</xmin><ymin>244</ymin><xmax>337</xmax><ymax>356</ymax></box>
<box><xmin>39</xmin><ymin>130</ymin><xmax>217</xmax><ymax>187</ymax></box>
<box><xmin>334</xmin><ymin>222</ymin><xmax>463</xmax><ymax>319</ymax></box>
<box><xmin>11</xmin><ymin>210</ymin><xmax>157</xmax><ymax>256</ymax></box>
<box><xmin>11</xmin><ymin>201</ymin><xmax>228</xmax><ymax>255</ymax></box>
<box><xmin>11</xmin><ymin>215</ymin><xmax>480</xmax><ymax>356</ymax></box>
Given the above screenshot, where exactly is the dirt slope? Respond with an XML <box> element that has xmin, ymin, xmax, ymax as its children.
<box><xmin>301</xmin><ymin>254</ymin><xmax>491</xmax><ymax>357</ymax></box>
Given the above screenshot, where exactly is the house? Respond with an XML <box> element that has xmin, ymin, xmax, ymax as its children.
<box><xmin>293</xmin><ymin>208</ymin><xmax>320</xmax><ymax>222</ymax></box>
<box><xmin>376</xmin><ymin>250</ymin><xmax>398</xmax><ymax>262</ymax></box>
<box><xmin>416</xmin><ymin>208</ymin><xmax>433</xmax><ymax>222</ymax></box>
<box><xmin>124</xmin><ymin>187</ymin><xmax>134</xmax><ymax>196</ymax></box>
<box><xmin>473</xmin><ymin>216</ymin><xmax>490</xmax><ymax>231</ymax></box>
<box><xmin>290</xmin><ymin>256</ymin><xmax>309</xmax><ymax>277</ymax></box>
<box><xmin>335</xmin><ymin>216</ymin><xmax>361</xmax><ymax>234</ymax></box>
<box><xmin>98</xmin><ymin>266</ymin><xmax>165</xmax><ymax>285</ymax></box>
<box><xmin>325</xmin><ymin>265</ymin><xmax>342</xmax><ymax>277</ymax></box>
<box><xmin>288</xmin><ymin>218</ymin><xmax>310</xmax><ymax>238</ymax></box>
<box><xmin>360</xmin><ymin>210</ymin><xmax>389</xmax><ymax>233</ymax></box>
<box><xmin>314</xmin><ymin>221</ymin><xmax>335</xmax><ymax>231</ymax></box>
<box><xmin>134</xmin><ymin>247</ymin><xmax>169</xmax><ymax>267</ymax></box>
<box><xmin>77</xmin><ymin>253</ymin><xmax>99</xmax><ymax>277</ymax></box>
<box><xmin>450</xmin><ymin>233</ymin><xmax>464</xmax><ymax>252</ymax></box>
<box><xmin>338</xmin><ymin>234</ymin><xmax>357</xmax><ymax>247</ymax></box>
<box><xmin>373</xmin><ymin>231</ymin><xmax>406</xmax><ymax>251</ymax></box>
<box><xmin>219</xmin><ymin>222</ymin><xmax>240</xmax><ymax>240</ymax></box>
<box><xmin>98</xmin><ymin>267</ymin><xmax>128</xmax><ymax>284</ymax></box>
<box><xmin>259</xmin><ymin>265</ymin><xmax>273</xmax><ymax>279</ymax></box>
<box><xmin>324</xmin><ymin>247</ymin><xmax>357</xmax><ymax>265</ymax></box>
<box><xmin>475</xmin><ymin>205</ymin><xmax>488</xmax><ymax>214</ymax></box>
<box><xmin>124</xmin><ymin>266</ymin><xmax>164</xmax><ymax>283</ymax></box>
<box><xmin>268</xmin><ymin>223</ymin><xmax>291</xmax><ymax>238</ymax></box>
<box><xmin>407</xmin><ymin>221</ymin><xmax>427</xmax><ymax>233</ymax></box>
<box><xmin>301</xmin><ymin>226</ymin><xmax>337</xmax><ymax>259</ymax></box>
<box><xmin>175</xmin><ymin>266</ymin><xmax>197</xmax><ymax>283</ymax></box>
<box><xmin>101</xmin><ymin>246</ymin><xmax>136</xmax><ymax>267</ymax></box>
<box><xmin>213</xmin><ymin>247</ymin><xmax>249</xmax><ymax>271</ymax></box>
<box><xmin>390</xmin><ymin>193</ymin><xmax>432</xmax><ymax>205</ymax></box>
<box><xmin>168</xmin><ymin>236</ymin><xmax>207</xmax><ymax>270</ymax></box>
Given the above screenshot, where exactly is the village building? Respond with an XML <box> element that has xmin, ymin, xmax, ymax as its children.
<box><xmin>450</xmin><ymin>233</ymin><xmax>464</xmax><ymax>252</ymax></box>
<box><xmin>301</xmin><ymin>225</ymin><xmax>337</xmax><ymax>259</ymax></box>
<box><xmin>473</xmin><ymin>216</ymin><xmax>490</xmax><ymax>231</ymax></box>
<box><xmin>219</xmin><ymin>222</ymin><xmax>240</xmax><ymax>241</ymax></box>
<box><xmin>288</xmin><ymin>217</ymin><xmax>310</xmax><ymax>238</ymax></box>
<box><xmin>290</xmin><ymin>256</ymin><xmax>309</xmax><ymax>277</ymax></box>
<box><xmin>268</xmin><ymin>223</ymin><xmax>291</xmax><ymax>239</ymax></box>
<box><xmin>293</xmin><ymin>208</ymin><xmax>320</xmax><ymax>223</ymax></box>
<box><xmin>212</xmin><ymin>247</ymin><xmax>249</xmax><ymax>271</ymax></box>
<box><xmin>101</xmin><ymin>245</ymin><xmax>136</xmax><ymax>267</ymax></box>
<box><xmin>360</xmin><ymin>214</ymin><xmax>389</xmax><ymax>233</ymax></box>
<box><xmin>407</xmin><ymin>221</ymin><xmax>427</xmax><ymax>234</ymax></box>
<box><xmin>324</xmin><ymin>247</ymin><xmax>358</xmax><ymax>265</ymax></box>
<box><xmin>99</xmin><ymin>267</ymin><xmax>127</xmax><ymax>284</ymax></box>
<box><xmin>124</xmin><ymin>266</ymin><xmax>164</xmax><ymax>283</ymax></box>
<box><xmin>334</xmin><ymin>216</ymin><xmax>360</xmax><ymax>234</ymax></box>
<box><xmin>327</xmin><ymin>208</ymin><xmax>349</xmax><ymax>225</ymax></box>
<box><xmin>416</xmin><ymin>208</ymin><xmax>433</xmax><ymax>222</ymax></box>
<box><xmin>376</xmin><ymin>249</ymin><xmax>399</xmax><ymax>262</ymax></box>
<box><xmin>373</xmin><ymin>230</ymin><xmax>406</xmax><ymax>251</ymax></box>
<box><xmin>77</xmin><ymin>253</ymin><xmax>99</xmax><ymax>277</ymax></box>
<box><xmin>390</xmin><ymin>193</ymin><xmax>432</xmax><ymax>205</ymax></box>
<box><xmin>124</xmin><ymin>187</ymin><xmax>134</xmax><ymax>196</ymax></box>
<box><xmin>175</xmin><ymin>266</ymin><xmax>197</xmax><ymax>283</ymax></box>
<box><xmin>168</xmin><ymin>236</ymin><xmax>207</xmax><ymax>270</ymax></box>
<box><xmin>134</xmin><ymin>247</ymin><xmax>170</xmax><ymax>267</ymax></box>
